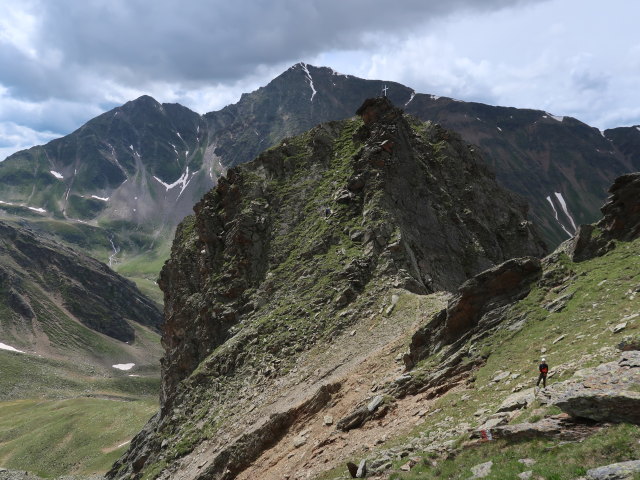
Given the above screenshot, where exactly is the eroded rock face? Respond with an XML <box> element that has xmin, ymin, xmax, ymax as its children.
<box><xmin>566</xmin><ymin>172</ymin><xmax>640</xmax><ymax>261</ymax></box>
<box><xmin>490</xmin><ymin>414</ymin><xmax>601</xmax><ymax>442</ymax></box>
<box><xmin>405</xmin><ymin>256</ymin><xmax>542</xmax><ymax>367</ymax></box>
<box><xmin>109</xmin><ymin>99</ymin><xmax>546</xmax><ymax>479</ymax></box>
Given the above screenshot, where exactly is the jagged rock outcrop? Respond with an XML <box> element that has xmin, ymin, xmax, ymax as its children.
<box><xmin>404</xmin><ymin>256</ymin><xmax>542</xmax><ymax>369</ymax></box>
<box><xmin>156</xmin><ymin>98</ymin><xmax>546</xmax><ymax>409</ymax></box>
<box><xmin>108</xmin><ymin>99</ymin><xmax>546</xmax><ymax>479</ymax></box>
<box><xmin>565</xmin><ymin>172</ymin><xmax>640</xmax><ymax>261</ymax></box>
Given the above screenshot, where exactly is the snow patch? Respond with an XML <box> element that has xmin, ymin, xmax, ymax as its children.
<box><xmin>636</xmin><ymin>126</ymin><xmax>640</xmax><ymax>132</ymax></box>
<box><xmin>129</xmin><ymin>145</ymin><xmax>134</xmax><ymax>151</ymax></box>
<box><xmin>153</xmin><ymin>167</ymin><xmax>192</xmax><ymax>197</ymax></box>
<box><xmin>300</xmin><ymin>63</ymin><xmax>317</xmax><ymax>102</ymax></box>
<box><xmin>404</xmin><ymin>91</ymin><xmax>416</xmax><ymax>107</ymax></box>
<box><xmin>546</xmin><ymin>195</ymin><xmax>573</xmax><ymax>237</ymax></box>
<box><xmin>112</xmin><ymin>363</ymin><xmax>135</xmax><ymax>371</ymax></box>
<box><xmin>0</xmin><ymin>342</ymin><xmax>23</xmax><ymax>353</ymax></box>
<box><xmin>546</xmin><ymin>112</ymin><xmax>564</xmax><ymax>122</ymax></box>
<box><xmin>50</xmin><ymin>170</ymin><xmax>63</xmax><ymax>179</ymax></box>
<box><xmin>176</xmin><ymin>132</ymin><xmax>183</xmax><ymax>141</ymax></box>
<box><xmin>329</xmin><ymin>67</ymin><xmax>348</xmax><ymax>77</ymax></box>
<box><xmin>28</xmin><ymin>207</ymin><xmax>46</xmax><ymax>213</ymax></box>
<box><xmin>554</xmin><ymin>192</ymin><xmax>577</xmax><ymax>231</ymax></box>
<box><xmin>108</xmin><ymin>236</ymin><xmax>120</xmax><ymax>268</ymax></box>
<box><xmin>91</xmin><ymin>195</ymin><xmax>109</xmax><ymax>202</ymax></box>
<box><xmin>546</xmin><ymin>196</ymin><xmax>559</xmax><ymax>221</ymax></box>
<box><xmin>430</xmin><ymin>94</ymin><xmax>440</xmax><ymax>101</ymax></box>
<box><xmin>497</xmin><ymin>127</ymin><xmax>502</xmax><ymax>132</ymax></box>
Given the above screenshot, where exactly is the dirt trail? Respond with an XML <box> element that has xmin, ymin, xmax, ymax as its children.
<box><xmin>233</xmin><ymin>293</ymin><xmax>449</xmax><ymax>480</ymax></box>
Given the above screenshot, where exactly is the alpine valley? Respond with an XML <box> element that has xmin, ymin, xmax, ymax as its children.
<box><xmin>0</xmin><ymin>65</ymin><xmax>639</xmax><ymax>480</ymax></box>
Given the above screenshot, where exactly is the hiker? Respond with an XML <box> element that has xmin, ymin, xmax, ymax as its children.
<box><xmin>536</xmin><ymin>357</ymin><xmax>549</xmax><ymax>388</ymax></box>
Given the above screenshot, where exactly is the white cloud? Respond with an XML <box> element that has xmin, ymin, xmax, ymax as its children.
<box><xmin>0</xmin><ymin>121</ymin><xmax>59</xmax><ymax>160</ymax></box>
<box><xmin>1</xmin><ymin>0</ymin><xmax>640</xmax><ymax>159</ymax></box>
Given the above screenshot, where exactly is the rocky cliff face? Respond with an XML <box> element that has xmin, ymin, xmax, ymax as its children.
<box><xmin>107</xmin><ymin>98</ymin><xmax>546</xmax><ymax>479</ymax></box>
<box><xmin>563</xmin><ymin>172</ymin><xmax>640</xmax><ymax>261</ymax></box>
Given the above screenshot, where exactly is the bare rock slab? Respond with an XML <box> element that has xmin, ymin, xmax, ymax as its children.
<box><xmin>586</xmin><ymin>460</ymin><xmax>640</xmax><ymax>479</ymax></box>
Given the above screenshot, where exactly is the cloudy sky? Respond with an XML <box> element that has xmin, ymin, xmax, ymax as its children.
<box><xmin>1</xmin><ymin>0</ymin><xmax>639</xmax><ymax>160</ymax></box>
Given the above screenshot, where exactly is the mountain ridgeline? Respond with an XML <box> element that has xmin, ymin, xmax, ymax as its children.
<box><xmin>0</xmin><ymin>220</ymin><xmax>162</xmax><ymax>345</ymax></box>
<box><xmin>1</xmin><ymin>63</ymin><xmax>639</xmax><ymax>261</ymax></box>
<box><xmin>107</xmin><ymin>98</ymin><xmax>547</xmax><ymax>479</ymax></box>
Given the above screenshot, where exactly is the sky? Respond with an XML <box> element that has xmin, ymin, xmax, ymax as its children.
<box><xmin>1</xmin><ymin>0</ymin><xmax>639</xmax><ymax>160</ymax></box>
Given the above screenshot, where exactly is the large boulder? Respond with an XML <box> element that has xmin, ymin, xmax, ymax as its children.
<box><xmin>490</xmin><ymin>414</ymin><xmax>600</xmax><ymax>441</ymax></box>
<box><xmin>586</xmin><ymin>460</ymin><xmax>640</xmax><ymax>480</ymax></box>
<box><xmin>551</xmin><ymin>351</ymin><xmax>640</xmax><ymax>424</ymax></box>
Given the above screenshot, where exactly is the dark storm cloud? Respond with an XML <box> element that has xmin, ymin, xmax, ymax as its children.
<box><xmin>2</xmin><ymin>0</ymin><xmax>543</xmax><ymax>99</ymax></box>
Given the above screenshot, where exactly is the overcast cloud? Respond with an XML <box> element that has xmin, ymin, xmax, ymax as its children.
<box><xmin>1</xmin><ymin>0</ymin><xmax>639</xmax><ymax>159</ymax></box>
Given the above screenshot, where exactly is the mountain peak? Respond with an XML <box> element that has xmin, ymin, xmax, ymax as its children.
<box><xmin>119</xmin><ymin>94</ymin><xmax>162</xmax><ymax>113</ymax></box>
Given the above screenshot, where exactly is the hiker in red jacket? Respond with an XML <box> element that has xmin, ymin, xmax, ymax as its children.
<box><xmin>537</xmin><ymin>358</ymin><xmax>549</xmax><ymax>388</ymax></box>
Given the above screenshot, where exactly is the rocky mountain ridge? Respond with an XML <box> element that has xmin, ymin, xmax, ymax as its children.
<box><xmin>106</xmin><ymin>98</ymin><xmax>548</xmax><ymax>479</ymax></box>
<box><xmin>103</xmin><ymin>104</ymin><xmax>639</xmax><ymax>478</ymax></box>
<box><xmin>1</xmin><ymin>63</ymin><xmax>639</xmax><ymax>273</ymax></box>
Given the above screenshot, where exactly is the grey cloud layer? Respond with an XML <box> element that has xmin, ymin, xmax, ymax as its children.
<box><xmin>5</xmin><ymin>0</ymin><xmax>541</xmax><ymax>98</ymax></box>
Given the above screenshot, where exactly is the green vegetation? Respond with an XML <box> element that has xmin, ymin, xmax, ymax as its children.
<box><xmin>321</xmin><ymin>237</ymin><xmax>640</xmax><ymax>480</ymax></box>
<box><xmin>0</xmin><ymin>397</ymin><xmax>157</xmax><ymax>478</ymax></box>
<box><xmin>392</xmin><ymin>424</ymin><xmax>640</xmax><ymax>480</ymax></box>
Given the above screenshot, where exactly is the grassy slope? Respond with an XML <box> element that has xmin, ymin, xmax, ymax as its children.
<box><xmin>319</xmin><ymin>237</ymin><xmax>640</xmax><ymax>480</ymax></box>
<box><xmin>0</xmin><ymin>398</ymin><xmax>157</xmax><ymax>478</ymax></box>
<box><xmin>0</xmin><ymin>317</ymin><xmax>161</xmax><ymax>476</ymax></box>
<box><xmin>0</xmin><ymin>347</ymin><xmax>161</xmax><ymax>477</ymax></box>
<box><xmin>0</xmin><ymin>205</ymin><xmax>166</xmax><ymax>477</ymax></box>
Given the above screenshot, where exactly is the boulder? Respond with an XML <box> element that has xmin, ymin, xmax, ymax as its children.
<box><xmin>552</xmin><ymin>351</ymin><xmax>640</xmax><ymax>424</ymax></box>
<box><xmin>497</xmin><ymin>388</ymin><xmax>535</xmax><ymax>412</ymax></box>
<box><xmin>356</xmin><ymin>459</ymin><xmax>367</xmax><ymax>478</ymax></box>
<box><xmin>586</xmin><ymin>460</ymin><xmax>640</xmax><ymax>480</ymax></box>
<box><xmin>470</xmin><ymin>460</ymin><xmax>493</xmax><ymax>478</ymax></box>
<box><xmin>491</xmin><ymin>414</ymin><xmax>600</xmax><ymax>441</ymax></box>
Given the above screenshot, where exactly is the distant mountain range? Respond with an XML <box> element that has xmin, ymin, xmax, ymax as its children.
<box><xmin>1</xmin><ymin>63</ymin><xmax>639</xmax><ymax>259</ymax></box>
